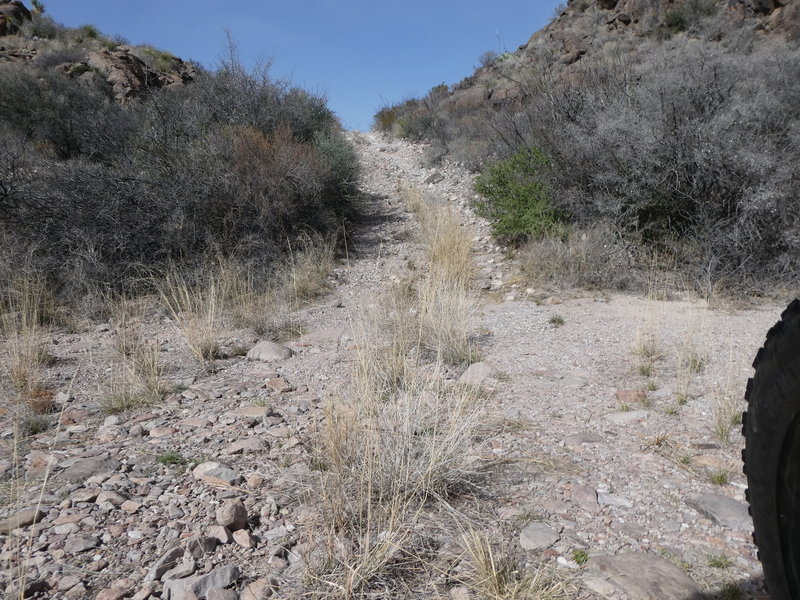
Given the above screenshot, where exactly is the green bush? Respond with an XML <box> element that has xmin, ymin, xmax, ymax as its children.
<box><xmin>473</xmin><ymin>148</ymin><xmax>564</xmax><ymax>244</ymax></box>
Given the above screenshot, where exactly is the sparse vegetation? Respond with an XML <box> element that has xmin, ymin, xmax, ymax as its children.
<box><xmin>572</xmin><ymin>548</ymin><xmax>589</xmax><ymax>566</ymax></box>
<box><xmin>710</xmin><ymin>470</ymin><xmax>730</xmax><ymax>486</ymax></box>
<box><xmin>158</xmin><ymin>451</ymin><xmax>187</xmax><ymax>466</ymax></box>
<box><xmin>707</xmin><ymin>553</ymin><xmax>733</xmax><ymax>569</ymax></box>
<box><xmin>462</xmin><ymin>529</ymin><xmax>577</xmax><ymax>600</ymax></box>
<box><xmin>549</xmin><ymin>315</ymin><xmax>565</xmax><ymax>327</ymax></box>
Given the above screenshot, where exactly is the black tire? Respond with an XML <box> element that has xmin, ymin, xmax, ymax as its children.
<box><xmin>743</xmin><ymin>298</ymin><xmax>800</xmax><ymax>600</ymax></box>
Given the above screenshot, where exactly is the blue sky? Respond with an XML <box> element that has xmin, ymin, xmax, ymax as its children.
<box><xmin>43</xmin><ymin>1</ymin><xmax>562</xmax><ymax>131</ymax></box>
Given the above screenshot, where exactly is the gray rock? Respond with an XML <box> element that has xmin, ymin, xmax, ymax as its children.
<box><xmin>424</xmin><ymin>171</ymin><xmax>445</xmax><ymax>184</ymax></box>
<box><xmin>162</xmin><ymin>565</ymin><xmax>240</xmax><ymax>600</ymax></box>
<box><xmin>598</xmin><ymin>492</ymin><xmax>633</xmax><ymax>508</ymax></box>
<box><xmin>64</xmin><ymin>535</ymin><xmax>99</xmax><ymax>554</ymax></box>
<box><xmin>162</xmin><ymin>558</ymin><xmax>197</xmax><ymax>581</ymax></box>
<box><xmin>687</xmin><ymin>493</ymin><xmax>751</xmax><ymax>529</ymax></box>
<box><xmin>246</xmin><ymin>341</ymin><xmax>292</xmax><ymax>362</ymax></box>
<box><xmin>146</xmin><ymin>547</ymin><xmax>185</xmax><ymax>582</ymax></box>
<box><xmin>207</xmin><ymin>590</ymin><xmax>238</xmax><ymax>600</ymax></box>
<box><xmin>187</xmin><ymin>535</ymin><xmax>218</xmax><ymax>559</ymax></box>
<box><xmin>458</xmin><ymin>361</ymin><xmax>497</xmax><ymax>386</ymax></box>
<box><xmin>0</xmin><ymin>507</ymin><xmax>46</xmax><ymax>534</ymax></box>
<box><xmin>587</xmin><ymin>553</ymin><xmax>702</xmax><ymax>600</ymax></box>
<box><xmin>241</xmin><ymin>578</ymin><xmax>274</xmax><ymax>600</ymax></box>
<box><xmin>96</xmin><ymin>490</ymin><xmax>127</xmax><ymax>507</ymax></box>
<box><xmin>519</xmin><ymin>522</ymin><xmax>559</xmax><ymax>551</ymax></box>
<box><xmin>59</xmin><ymin>456</ymin><xmax>120</xmax><ymax>483</ymax></box>
<box><xmin>215</xmin><ymin>499</ymin><xmax>248</xmax><ymax>531</ymax></box>
<box><xmin>208</xmin><ymin>525</ymin><xmax>233</xmax><ymax>544</ymax></box>
<box><xmin>192</xmin><ymin>462</ymin><xmax>241</xmax><ymax>486</ymax></box>
<box><xmin>571</xmin><ymin>485</ymin><xmax>599</xmax><ymax>514</ymax></box>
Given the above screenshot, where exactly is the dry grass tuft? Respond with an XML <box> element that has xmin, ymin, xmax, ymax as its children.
<box><xmin>461</xmin><ymin>529</ymin><xmax>577</xmax><ymax>600</ymax></box>
<box><xmin>712</xmin><ymin>394</ymin><xmax>742</xmax><ymax>446</ymax></box>
<box><xmin>311</xmin><ymin>374</ymin><xmax>486</xmax><ymax>596</ymax></box>
<box><xmin>1</xmin><ymin>271</ymin><xmax>57</xmax><ymax>406</ymax></box>
<box><xmin>417</xmin><ymin>277</ymin><xmax>478</xmax><ymax>365</ymax></box>
<box><xmin>103</xmin><ymin>315</ymin><xmax>164</xmax><ymax>414</ymax></box>
<box><xmin>158</xmin><ymin>268</ymin><xmax>221</xmax><ymax>364</ymax></box>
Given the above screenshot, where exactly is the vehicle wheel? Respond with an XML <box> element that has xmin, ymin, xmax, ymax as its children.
<box><xmin>743</xmin><ymin>298</ymin><xmax>800</xmax><ymax>600</ymax></box>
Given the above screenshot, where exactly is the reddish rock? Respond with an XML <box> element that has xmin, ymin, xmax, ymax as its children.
<box><xmin>616</xmin><ymin>388</ymin><xmax>646</xmax><ymax>404</ymax></box>
<box><xmin>0</xmin><ymin>1</ymin><xmax>31</xmax><ymax>36</ymax></box>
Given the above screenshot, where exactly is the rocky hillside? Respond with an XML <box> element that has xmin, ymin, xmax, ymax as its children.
<box><xmin>0</xmin><ymin>1</ymin><xmax>195</xmax><ymax>102</ymax></box>
<box><xmin>379</xmin><ymin>0</ymin><xmax>799</xmax><ymax>139</ymax></box>
<box><xmin>376</xmin><ymin>0</ymin><xmax>800</xmax><ymax>295</ymax></box>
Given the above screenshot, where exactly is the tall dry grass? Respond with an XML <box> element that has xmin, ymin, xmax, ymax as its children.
<box><xmin>313</xmin><ymin>375</ymin><xmax>486</xmax><ymax>596</ymax></box>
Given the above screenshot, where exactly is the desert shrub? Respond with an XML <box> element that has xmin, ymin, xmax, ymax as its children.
<box><xmin>487</xmin><ymin>38</ymin><xmax>800</xmax><ymax>291</ymax></box>
<box><xmin>664</xmin><ymin>0</ymin><xmax>717</xmax><ymax>32</ymax></box>
<box><xmin>33</xmin><ymin>46</ymin><xmax>87</xmax><ymax>68</ymax></box>
<box><xmin>0</xmin><ymin>64</ymin><xmax>124</xmax><ymax>160</ymax></box>
<box><xmin>136</xmin><ymin>45</ymin><xmax>177</xmax><ymax>72</ymax></box>
<box><xmin>473</xmin><ymin>147</ymin><xmax>564</xmax><ymax>243</ymax></box>
<box><xmin>373</xmin><ymin>104</ymin><xmax>399</xmax><ymax>132</ymax></box>
<box><xmin>0</xmin><ymin>48</ymin><xmax>358</xmax><ymax>305</ymax></box>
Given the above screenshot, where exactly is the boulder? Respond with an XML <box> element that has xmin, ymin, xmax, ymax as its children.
<box><xmin>246</xmin><ymin>340</ymin><xmax>293</xmax><ymax>362</ymax></box>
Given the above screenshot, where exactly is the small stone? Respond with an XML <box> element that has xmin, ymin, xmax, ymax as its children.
<box><xmin>0</xmin><ymin>507</ymin><xmax>46</xmax><ymax>534</ymax></box>
<box><xmin>458</xmin><ymin>362</ymin><xmax>497</xmax><ymax>386</ymax></box>
<box><xmin>687</xmin><ymin>494</ymin><xmax>751</xmax><ymax>530</ymax></box>
<box><xmin>247</xmin><ymin>341</ymin><xmax>292</xmax><ymax>362</ymax></box>
<box><xmin>192</xmin><ymin>462</ymin><xmax>240</xmax><ymax>486</ymax></box>
<box><xmin>267</xmin><ymin>377</ymin><xmax>293</xmax><ymax>393</ymax></box>
<box><xmin>163</xmin><ymin>558</ymin><xmax>197</xmax><ymax>581</ymax></box>
<box><xmin>520</xmin><ymin>522</ymin><xmax>560</xmax><ymax>551</ymax></box>
<box><xmin>598</xmin><ymin>492</ymin><xmax>633</xmax><ymax>508</ymax></box>
<box><xmin>246</xmin><ymin>475</ymin><xmax>264</xmax><ymax>489</ymax></box>
<box><xmin>216</xmin><ymin>499</ymin><xmax>248</xmax><ymax>531</ymax></box>
<box><xmin>241</xmin><ymin>578</ymin><xmax>273</xmax><ymax>600</ymax></box>
<box><xmin>96</xmin><ymin>490</ymin><xmax>127</xmax><ymax>507</ymax></box>
<box><xmin>207</xmin><ymin>589</ymin><xmax>238</xmax><ymax>600</ymax></box>
<box><xmin>233</xmin><ymin>529</ymin><xmax>254</xmax><ymax>548</ymax></box>
<box><xmin>60</xmin><ymin>456</ymin><xmax>120</xmax><ymax>483</ymax></box>
<box><xmin>208</xmin><ymin>525</ymin><xmax>233</xmax><ymax>544</ymax></box>
<box><xmin>121</xmin><ymin>500</ymin><xmax>142</xmax><ymax>514</ymax></box>
<box><xmin>149</xmin><ymin>426</ymin><xmax>177</xmax><ymax>438</ymax></box>
<box><xmin>224</xmin><ymin>438</ymin><xmax>266</xmax><ymax>455</ymax></box>
<box><xmin>64</xmin><ymin>535</ymin><xmax>99</xmax><ymax>554</ymax></box>
<box><xmin>162</xmin><ymin>565</ymin><xmax>240</xmax><ymax>600</ymax></box>
<box><xmin>57</xmin><ymin>575</ymin><xmax>83</xmax><ymax>591</ymax></box>
<box><xmin>96</xmin><ymin>588</ymin><xmax>129</xmax><ymax>600</ymax></box>
<box><xmin>187</xmin><ymin>535</ymin><xmax>218</xmax><ymax>559</ymax></box>
<box><xmin>146</xmin><ymin>546</ymin><xmax>185</xmax><ymax>582</ymax></box>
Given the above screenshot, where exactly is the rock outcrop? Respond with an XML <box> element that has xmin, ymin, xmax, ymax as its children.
<box><xmin>0</xmin><ymin>1</ymin><xmax>31</xmax><ymax>36</ymax></box>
